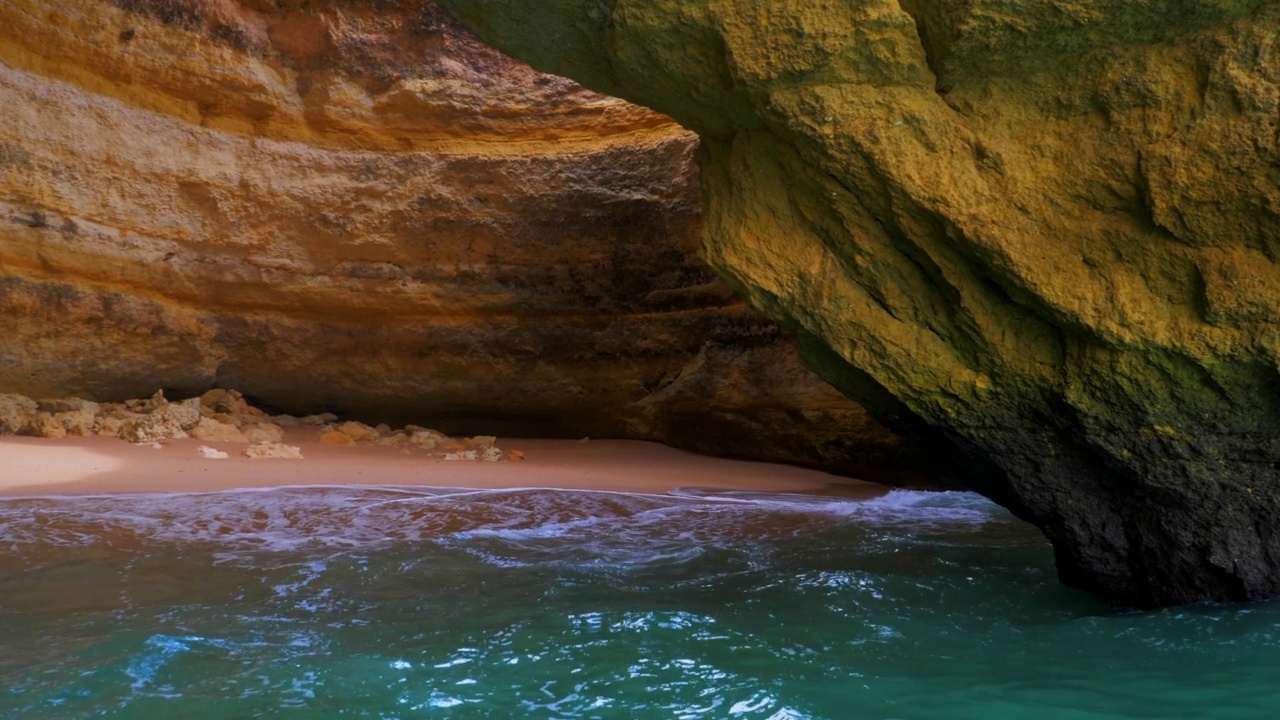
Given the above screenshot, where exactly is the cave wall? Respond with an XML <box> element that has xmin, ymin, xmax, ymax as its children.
<box><xmin>0</xmin><ymin>0</ymin><xmax>940</xmax><ymax>483</ymax></box>
<box><xmin>439</xmin><ymin>0</ymin><xmax>1280</xmax><ymax>606</ymax></box>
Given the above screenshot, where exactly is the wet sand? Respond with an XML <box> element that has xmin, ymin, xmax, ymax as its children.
<box><xmin>0</xmin><ymin>431</ymin><xmax>885</xmax><ymax>498</ymax></box>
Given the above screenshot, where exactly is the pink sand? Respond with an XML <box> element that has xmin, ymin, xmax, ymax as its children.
<box><xmin>0</xmin><ymin>430</ymin><xmax>884</xmax><ymax>498</ymax></box>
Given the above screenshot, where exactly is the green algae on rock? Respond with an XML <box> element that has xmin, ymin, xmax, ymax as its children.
<box><xmin>440</xmin><ymin>0</ymin><xmax>1280</xmax><ymax>607</ymax></box>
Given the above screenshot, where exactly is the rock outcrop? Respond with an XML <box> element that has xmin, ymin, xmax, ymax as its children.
<box><xmin>0</xmin><ymin>0</ymin><xmax>940</xmax><ymax>483</ymax></box>
<box><xmin>442</xmin><ymin>0</ymin><xmax>1280</xmax><ymax>606</ymax></box>
<box><xmin>0</xmin><ymin>387</ymin><xmax>516</xmax><ymax>461</ymax></box>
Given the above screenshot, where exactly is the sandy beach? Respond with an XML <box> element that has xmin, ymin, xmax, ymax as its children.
<box><xmin>0</xmin><ymin>431</ymin><xmax>885</xmax><ymax>498</ymax></box>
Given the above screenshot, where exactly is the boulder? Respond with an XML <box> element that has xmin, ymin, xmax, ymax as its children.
<box><xmin>53</xmin><ymin>409</ymin><xmax>96</xmax><ymax>437</ymax></box>
<box><xmin>319</xmin><ymin>431</ymin><xmax>355</xmax><ymax>446</ymax></box>
<box><xmin>0</xmin><ymin>394</ymin><xmax>37</xmax><ymax>435</ymax></box>
<box><xmin>337</xmin><ymin>421</ymin><xmax>377</xmax><ymax>443</ymax></box>
<box><xmin>31</xmin><ymin>413</ymin><xmax>67</xmax><ymax>439</ymax></box>
<box><xmin>243</xmin><ymin>423</ymin><xmax>285</xmax><ymax>444</ymax></box>
<box><xmin>150</xmin><ymin>397</ymin><xmax>201</xmax><ymax>431</ymax></box>
<box><xmin>118</xmin><ymin>413</ymin><xmax>187</xmax><ymax>443</ymax></box>
<box><xmin>191</xmin><ymin>418</ymin><xmax>249</xmax><ymax>443</ymax></box>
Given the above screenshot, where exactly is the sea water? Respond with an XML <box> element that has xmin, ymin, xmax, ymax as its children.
<box><xmin>0</xmin><ymin>485</ymin><xmax>1277</xmax><ymax>719</ymax></box>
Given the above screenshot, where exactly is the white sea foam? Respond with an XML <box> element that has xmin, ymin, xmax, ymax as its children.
<box><xmin>0</xmin><ymin>485</ymin><xmax>1012</xmax><ymax>570</ymax></box>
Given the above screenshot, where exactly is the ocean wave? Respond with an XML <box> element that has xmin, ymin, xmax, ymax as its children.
<box><xmin>0</xmin><ymin>485</ymin><xmax>1015</xmax><ymax>571</ymax></box>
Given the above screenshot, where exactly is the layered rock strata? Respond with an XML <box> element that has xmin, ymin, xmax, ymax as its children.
<box><xmin>443</xmin><ymin>0</ymin><xmax>1280</xmax><ymax>605</ymax></box>
<box><xmin>0</xmin><ymin>0</ymin><xmax>933</xmax><ymax>483</ymax></box>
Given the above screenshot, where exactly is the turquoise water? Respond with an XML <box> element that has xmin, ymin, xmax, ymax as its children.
<box><xmin>1</xmin><ymin>485</ymin><xmax>1278</xmax><ymax>719</ymax></box>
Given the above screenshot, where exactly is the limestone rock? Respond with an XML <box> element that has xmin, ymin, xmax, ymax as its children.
<box><xmin>374</xmin><ymin>432</ymin><xmax>406</xmax><ymax>448</ymax></box>
<box><xmin>301</xmin><ymin>414</ymin><xmax>340</xmax><ymax>428</ymax></box>
<box><xmin>338</xmin><ymin>421</ymin><xmax>377</xmax><ymax>443</ymax></box>
<box><xmin>93</xmin><ymin>411</ymin><xmax>131</xmax><ymax>439</ymax></box>
<box><xmin>200</xmin><ymin>389</ymin><xmax>264</xmax><ymax>426</ymax></box>
<box><xmin>243</xmin><ymin>423</ymin><xmax>285</xmax><ymax>444</ymax></box>
<box><xmin>463</xmin><ymin>436</ymin><xmax>497</xmax><ymax>450</ymax></box>
<box><xmin>31</xmin><ymin>413</ymin><xmax>67</xmax><ymax>439</ymax></box>
<box><xmin>118</xmin><ymin>413</ymin><xmax>187</xmax><ymax>444</ymax></box>
<box><xmin>52</xmin><ymin>409</ymin><xmax>97</xmax><ymax>437</ymax></box>
<box><xmin>126</xmin><ymin>390</ymin><xmax>169</xmax><ymax>414</ymax></box>
<box><xmin>151</xmin><ymin>398</ymin><xmax>202</xmax><ymax>432</ymax></box>
<box><xmin>0</xmin><ymin>0</ymin><xmax>934</xmax><ymax>486</ymax></box>
<box><xmin>191</xmin><ymin>418</ymin><xmax>249</xmax><ymax>443</ymax></box>
<box><xmin>242</xmin><ymin>442</ymin><xmax>303</xmax><ymax>459</ymax></box>
<box><xmin>37</xmin><ymin>398</ymin><xmax>99</xmax><ymax>414</ymax></box>
<box><xmin>0</xmin><ymin>394</ymin><xmax>36</xmax><ymax>435</ymax></box>
<box><xmin>403</xmin><ymin>426</ymin><xmax>451</xmax><ymax>451</ymax></box>
<box><xmin>198</xmin><ymin>446</ymin><xmax>230</xmax><ymax>459</ymax></box>
<box><xmin>442</xmin><ymin>0</ymin><xmax>1280</xmax><ymax>605</ymax></box>
<box><xmin>319</xmin><ymin>431</ymin><xmax>356</xmax><ymax>447</ymax></box>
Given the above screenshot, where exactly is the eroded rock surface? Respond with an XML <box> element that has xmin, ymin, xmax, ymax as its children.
<box><xmin>443</xmin><ymin>0</ymin><xmax>1280</xmax><ymax>605</ymax></box>
<box><xmin>0</xmin><ymin>387</ymin><xmax>516</xmax><ymax>461</ymax></box>
<box><xmin>0</xmin><ymin>0</ymin><xmax>939</xmax><ymax>483</ymax></box>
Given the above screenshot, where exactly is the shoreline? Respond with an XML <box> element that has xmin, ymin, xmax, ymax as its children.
<box><xmin>0</xmin><ymin>431</ymin><xmax>887</xmax><ymax>499</ymax></box>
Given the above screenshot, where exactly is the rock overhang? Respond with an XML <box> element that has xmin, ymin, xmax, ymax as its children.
<box><xmin>438</xmin><ymin>0</ymin><xmax>1280</xmax><ymax>607</ymax></box>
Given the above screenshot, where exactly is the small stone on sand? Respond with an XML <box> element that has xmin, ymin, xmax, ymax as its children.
<box><xmin>242</xmin><ymin>442</ymin><xmax>303</xmax><ymax>459</ymax></box>
<box><xmin>198</xmin><ymin>446</ymin><xmax>230</xmax><ymax>459</ymax></box>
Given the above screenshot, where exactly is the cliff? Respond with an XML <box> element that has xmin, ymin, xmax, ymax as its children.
<box><xmin>441</xmin><ymin>0</ymin><xmax>1280</xmax><ymax>606</ymax></box>
<box><xmin>0</xmin><ymin>0</ymin><xmax>937</xmax><ymax>483</ymax></box>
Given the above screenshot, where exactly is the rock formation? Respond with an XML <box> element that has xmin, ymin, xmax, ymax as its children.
<box><xmin>0</xmin><ymin>387</ymin><xmax>518</xmax><ymax>460</ymax></box>
<box><xmin>442</xmin><ymin>0</ymin><xmax>1280</xmax><ymax>606</ymax></box>
<box><xmin>0</xmin><ymin>0</ymin><xmax>941</xmax><ymax>483</ymax></box>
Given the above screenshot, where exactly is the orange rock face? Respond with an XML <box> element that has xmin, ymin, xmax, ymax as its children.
<box><xmin>0</xmin><ymin>0</ymin><xmax>937</xmax><ymax>483</ymax></box>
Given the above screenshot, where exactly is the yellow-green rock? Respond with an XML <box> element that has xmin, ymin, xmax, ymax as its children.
<box><xmin>442</xmin><ymin>0</ymin><xmax>1280</xmax><ymax>606</ymax></box>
